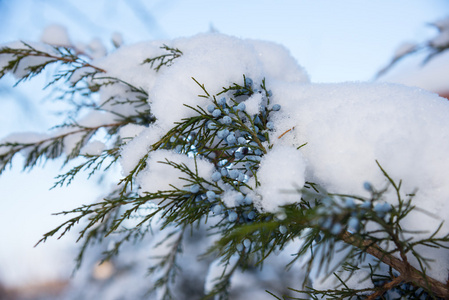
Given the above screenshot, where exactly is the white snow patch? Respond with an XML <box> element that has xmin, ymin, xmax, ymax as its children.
<box><xmin>255</xmin><ymin>145</ymin><xmax>306</xmax><ymax>213</ymax></box>
<box><xmin>119</xmin><ymin>125</ymin><xmax>165</xmax><ymax>175</ymax></box>
<box><xmin>80</xmin><ymin>140</ymin><xmax>105</xmax><ymax>156</ymax></box>
<box><xmin>149</xmin><ymin>33</ymin><xmax>309</xmax><ymax>131</ymax></box>
<box><xmin>244</xmin><ymin>92</ymin><xmax>263</xmax><ymax>116</ymax></box>
<box><xmin>269</xmin><ymin>81</ymin><xmax>449</xmax><ymax>282</ymax></box>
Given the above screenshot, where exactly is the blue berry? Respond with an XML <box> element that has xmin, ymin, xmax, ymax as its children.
<box><xmin>374</xmin><ymin>202</ymin><xmax>391</xmax><ymax>217</ymax></box>
<box><xmin>218</xmin><ymin>97</ymin><xmax>226</xmax><ymax>106</ymax></box>
<box><xmin>226</xmin><ymin>134</ymin><xmax>236</xmax><ymax>144</ymax></box>
<box><xmin>212</xmin><ymin>109</ymin><xmax>221</xmax><ymax>118</ymax></box>
<box><xmin>243</xmin><ymin>239</ymin><xmax>251</xmax><ymax>248</ymax></box>
<box><xmin>360</xmin><ymin>201</ymin><xmax>371</xmax><ymax>210</ymax></box>
<box><xmin>267</xmin><ymin>90</ymin><xmax>273</xmax><ymax>97</ymax></box>
<box><xmin>207</xmin><ymin>104</ymin><xmax>215</xmax><ymax>113</ymax></box>
<box><xmin>229</xmin><ymin>169</ymin><xmax>239</xmax><ymax>179</ymax></box>
<box><xmin>266</xmin><ymin>121</ymin><xmax>274</xmax><ymax>130</ymax></box>
<box><xmin>363</xmin><ymin>182</ymin><xmax>373</xmax><ymax>191</ymax></box>
<box><xmin>212</xmin><ymin>204</ymin><xmax>223</xmax><ymax>214</ymax></box>
<box><xmin>245</xmin><ymin>77</ymin><xmax>253</xmax><ymax>87</ymax></box>
<box><xmin>243</xmin><ymin>195</ymin><xmax>252</xmax><ymax>205</ymax></box>
<box><xmin>254</xmin><ymin>149</ymin><xmax>262</xmax><ymax>156</ymax></box>
<box><xmin>247</xmin><ymin>211</ymin><xmax>256</xmax><ymax>220</ymax></box>
<box><xmin>249</xmin><ymin>155</ymin><xmax>261</xmax><ymax>162</ymax></box>
<box><xmin>211</xmin><ymin>171</ymin><xmax>222</xmax><ymax>182</ymax></box>
<box><xmin>228</xmin><ymin>211</ymin><xmax>238</xmax><ymax>222</ymax></box>
<box><xmin>223</xmin><ymin>116</ymin><xmax>232</xmax><ymax>125</ymax></box>
<box><xmin>271</xmin><ymin>104</ymin><xmax>281</xmax><ymax>111</ymax></box>
<box><xmin>236</xmin><ymin>244</ymin><xmax>244</xmax><ymax>251</ymax></box>
<box><xmin>279</xmin><ymin>225</ymin><xmax>287</xmax><ymax>234</ymax></box>
<box><xmin>175</xmin><ymin>145</ymin><xmax>183</xmax><ymax>153</ymax></box>
<box><xmin>206</xmin><ymin>190</ymin><xmax>216</xmax><ymax>199</ymax></box>
<box><xmin>331</xmin><ymin>223</ymin><xmax>342</xmax><ymax>235</ymax></box>
<box><xmin>190</xmin><ymin>184</ymin><xmax>200</xmax><ymax>194</ymax></box>
<box><xmin>321</xmin><ymin>217</ymin><xmax>333</xmax><ymax>229</ymax></box>
<box><xmin>217</xmin><ymin>129</ymin><xmax>229</xmax><ymax>139</ymax></box>
<box><xmin>170</xmin><ymin>136</ymin><xmax>176</xmax><ymax>143</ymax></box>
<box><xmin>345</xmin><ymin>198</ymin><xmax>356</xmax><ymax>208</ymax></box>
<box><xmin>220</xmin><ymin>168</ymin><xmax>228</xmax><ymax>177</ymax></box>
<box><xmin>235</xmin><ymin>151</ymin><xmax>244</xmax><ymax>159</ymax></box>
<box><xmin>207</xmin><ymin>122</ymin><xmax>217</xmax><ymax>130</ymax></box>
<box><xmin>347</xmin><ymin>216</ymin><xmax>360</xmax><ymax>231</ymax></box>
<box><xmin>236</xmin><ymin>103</ymin><xmax>246</xmax><ymax>111</ymax></box>
<box><xmin>237</xmin><ymin>137</ymin><xmax>247</xmax><ymax>144</ymax></box>
<box><xmin>237</xmin><ymin>173</ymin><xmax>245</xmax><ymax>182</ymax></box>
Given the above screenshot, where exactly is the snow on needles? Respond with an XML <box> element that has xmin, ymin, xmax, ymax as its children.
<box><xmin>4</xmin><ymin>31</ymin><xmax>449</xmax><ymax>288</ymax></box>
<box><xmin>120</xmin><ymin>33</ymin><xmax>449</xmax><ymax>283</ymax></box>
<box><xmin>148</xmin><ymin>34</ymin><xmax>309</xmax><ymax>131</ymax></box>
<box><xmin>254</xmin><ymin>145</ymin><xmax>306</xmax><ymax>213</ymax></box>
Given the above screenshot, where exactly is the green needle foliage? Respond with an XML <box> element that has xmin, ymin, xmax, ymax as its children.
<box><xmin>0</xmin><ymin>37</ymin><xmax>448</xmax><ymax>300</ymax></box>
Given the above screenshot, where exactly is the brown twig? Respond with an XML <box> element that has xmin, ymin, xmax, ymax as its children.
<box><xmin>341</xmin><ymin>231</ymin><xmax>449</xmax><ymax>299</ymax></box>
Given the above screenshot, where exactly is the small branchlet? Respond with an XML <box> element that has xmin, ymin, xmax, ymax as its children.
<box><xmin>142</xmin><ymin>44</ymin><xmax>183</xmax><ymax>72</ymax></box>
<box><xmin>0</xmin><ymin>41</ymin><xmax>105</xmax><ymax>85</ymax></box>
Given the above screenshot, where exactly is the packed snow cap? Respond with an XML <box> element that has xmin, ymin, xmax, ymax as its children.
<box><xmin>113</xmin><ymin>33</ymin><xmax>449</xmax><ymax>283</ymax></box>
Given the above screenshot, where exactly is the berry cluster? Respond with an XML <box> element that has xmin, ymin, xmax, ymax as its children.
<box><xmin>315</xmin><ymin>183</ymin><xmax>392</xmax><ymax>236</ymax></box>
<box><xmin>167</xmin><ymin>77</ymin><xmax>283</xmax><ymax>227</ymax></box>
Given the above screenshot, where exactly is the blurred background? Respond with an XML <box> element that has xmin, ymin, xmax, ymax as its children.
<box><xmin>0</xmin><ymin>0</ymin><xmax>448</xmax><ymax>298</ymax></box>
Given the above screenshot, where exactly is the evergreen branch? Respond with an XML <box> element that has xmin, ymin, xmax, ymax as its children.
<box><xmin>146</xmin><ymin>225</ymin><xmax>187</xmax><ymax>300</ymax></box>
<box><xmin>0</xmin><ymin>121</ymin><xmax>130</xmax><ymax>174</ymax></box>
<box><xmin>52</xmin><ymin>147</ymin><xmax>120</xmax><ymax>189</ymax></box>
<box><xmin>0</xmin><ymin>41</ymin><xmax>105</xmax><ymax>84</ymax></box>
<box><xmin>203</xmin><ymin>254</ymin><xmax>245</xmax><ymax>300</ymax></box>
<box><xmin>142</xmin><ymin>44</ymin><xmax>183</xmax><ymax>72</ymax></box>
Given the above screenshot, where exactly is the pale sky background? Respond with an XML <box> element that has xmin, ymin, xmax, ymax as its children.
<box><xmin>0</xmin><ymin>0</ymin><xmax>448</xmax><ymax>288</ymax></box>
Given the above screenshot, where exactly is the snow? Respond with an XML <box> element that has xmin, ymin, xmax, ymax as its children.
<box><xmin>94</xmin><ymin>40</ymin><xmax>162</xmax><ymax>90</ymax></box>
<box><xmin>269</xmin><ymin>81</ymin><xmax>449</xmax><ymax>282</ymax></box>
<box><xmin>254</xmin><ymin>145</ymin><xmax>306</xmax><ymax>213</ymax></box>
<box><xmin>148</xmin><ymin>33</ymin><xmax>309</xmax><ymax>132</ymax></box>
<box><xmin>244</xmin><ymin>92</ymin><xmax>264</xmax><ymax>116</ymax></box>
<box><xmin>119</xmin><ymin>125</ymin><xmax>164</xmax><ymax>175</ymax></box>
<box><xmin>80</xmin><ymin>140</ymin><xmax>105</xmax><ymax>155</ymax></box>
<box><xmin>40</xmin><ymin>24</ymin><xmax>71</xmax><ymax>47</ymax></box>
<box><xmin>110</xmin><ymin>33</ymin><xmax>449</xmax><ymax>284</ymax></box>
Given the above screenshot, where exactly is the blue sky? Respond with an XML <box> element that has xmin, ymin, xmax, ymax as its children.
<box><xmin>1</xmin><ymin>0</ymin><xmax>448</xmax><ymax>82</ymax></box>
<box><xmin>0</xmin><ymin>0</ymin><xmax>448</xmax><ymax>287</ymax></box>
